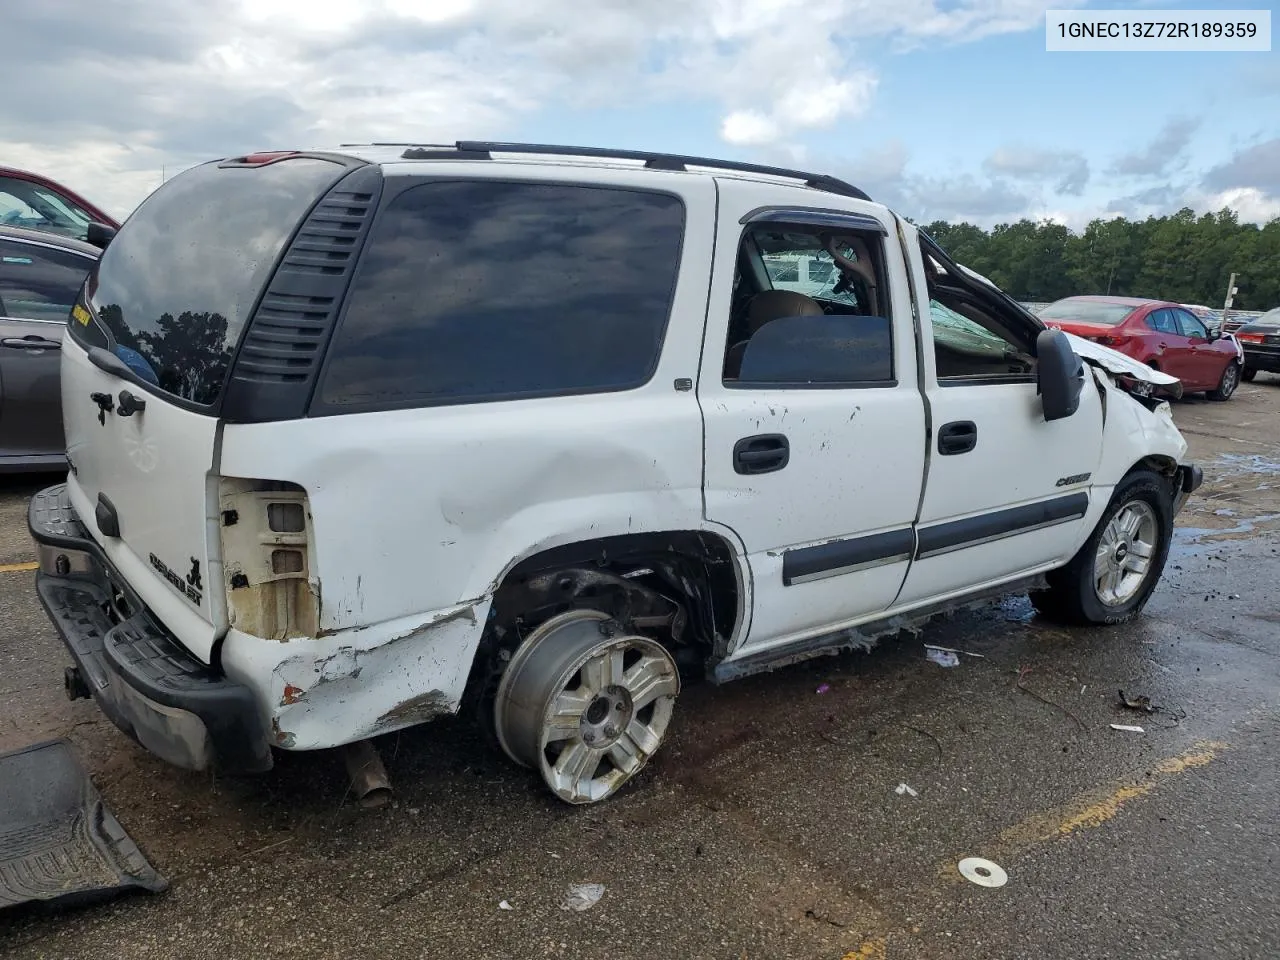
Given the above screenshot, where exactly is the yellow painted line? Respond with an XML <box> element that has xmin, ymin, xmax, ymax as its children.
<box><xmin>0</xmin><ymin>561</ymin><xmax>38</xmax><ymax>573</ymax></box>
<box><xmin>939</xmin><ymin>740</ymin><xmax>1226</xmax><ymax>883</ymax></box>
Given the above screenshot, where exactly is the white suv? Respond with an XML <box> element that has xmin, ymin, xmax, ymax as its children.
<box><xmin>30</xmin><ymin>142</ymin><xmax>1200</xmax><ymax>804</ymax></box>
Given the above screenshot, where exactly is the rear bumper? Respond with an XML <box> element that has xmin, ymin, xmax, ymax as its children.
<box><xmin>28</xmin><ymin>484</ymin><xmax>272</xmax><ymax>775</ymax></box>
<box><xmin>1241</xmin><ymin>344</ymin><xmax>1280</xmax><ymax>372</ymax></box>
<box><xmin>1173</xmin><ymin>463</ymin><xmax>1203</xmax><ymax>516</ymax></box>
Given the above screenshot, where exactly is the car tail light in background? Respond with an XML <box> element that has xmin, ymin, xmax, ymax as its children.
<box><xmin>1237</xmin><ymin>333</ymin><xmax>1266</xmax><ymax>344</ymax></box>
<box><xmin>1095</xmin><ymin>334</ymin><xmax>1129</xmax><ymax>347</ymax></box>
<box><xmin>219</xmin><ymin>479</ymin><xmax>318</xmax><ymax>640</ymax></box>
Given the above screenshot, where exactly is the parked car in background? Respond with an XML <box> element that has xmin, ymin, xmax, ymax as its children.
<box><xmin>0</xmin><ymin>166</ymin><xmax>119</xmax><ymax>243</ymax></box>
<box><xmin>0</xmin><ymin>224</ymin><xmax>98</xmax><ymax>471</ymax></box>
<box><xmin>1039</xmin><ymin>295</ymin><xmax>1244</xmax><ymax>400</ymax></box>
<box><xmin>1235</xmin><ymin>308</ymin><xmax>1280</xmax><ymax>381</ymax></box>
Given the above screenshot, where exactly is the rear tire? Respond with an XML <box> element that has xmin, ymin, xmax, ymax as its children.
<box><xmin>1030</xmin><ymin>470</ymin><xmax>1173</xmax><ymax>626</ymax></box>
<box><xmin>1241</xmin><ymin>366</ymin><xmax>1257</xmax><ymax>382</ymax></box>
<box><xmin>1207</xmin><ymin>360</ymin><xmax>1241</xmax><ymax>401</ymax></box>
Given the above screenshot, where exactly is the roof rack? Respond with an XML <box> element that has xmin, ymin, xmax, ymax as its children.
<box><xmin>394</xmin><ymin>140</ymin><xmax>871</xmax><ymax>202</ymax></box>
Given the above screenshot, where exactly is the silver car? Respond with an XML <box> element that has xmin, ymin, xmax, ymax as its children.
<box><xmin>0</xmin><ymin>224</ymin><xmax>98</xmax><ymax>472</ymax></box>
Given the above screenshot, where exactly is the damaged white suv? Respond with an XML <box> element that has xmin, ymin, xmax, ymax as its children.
<box><xmin>31</xmin><ymin>142</ymin><xmax>1200</xmax><ymax>804</ymax></box>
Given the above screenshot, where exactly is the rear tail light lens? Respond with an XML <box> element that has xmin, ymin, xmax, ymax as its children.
<box><xmin>1096</xmin><ymin>335</ymin><xmax>1127</xmax><ymax>347</ymax></box>
<box><xmin>1238</xmin><ymin>333</ymin><xmax>1265</xmax><ymax>343</ymax></box>
<box><xmin>219</xmin><ymin>479</ymin><xmax>318</xmax><ymax>640</ymax></box>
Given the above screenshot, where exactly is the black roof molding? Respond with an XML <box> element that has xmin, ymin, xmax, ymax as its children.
<box><xmin>386</xmin><ymin>140</ymin><xmax>871</xmax><ymax>202</ymax></box>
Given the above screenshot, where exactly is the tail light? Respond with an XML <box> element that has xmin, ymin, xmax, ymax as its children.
<box><xmin>219</xmin><ymin>478</ymin><xmax>318</xmax><ymax>640</ymax></box>
<box><xmin>1096</xmin><ymin>334</ymin><xmax>1128</xmax><ymax>347</ymax></box>
<box><xmin>1238</xmin><ymin>333</ymin><xmax>1265</xmax><ymax>344</ymax></box>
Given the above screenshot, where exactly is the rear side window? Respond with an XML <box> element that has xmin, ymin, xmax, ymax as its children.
<box><xmin>317</xmin><ymin>180</ymin><xmax>685</xmax><ymax>410</ymax></box>
<box><xmin>0</xmin><ymin>239</ymin><xmax>94</xmax><ymax>322</ymax></box>
<box><xmin>74</xmin><ymin>157</ymin><xmax>345</xmax><ymax>406</ymax></box>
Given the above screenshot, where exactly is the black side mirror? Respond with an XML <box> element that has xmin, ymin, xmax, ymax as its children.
<box><xmin>86</xmin><ymin>221</ymin><xmax>116</xmax><ymax>250</ymax></box>
<box><xmin>1037</xmin><ymin>328</ymin><xmax>1085</xmax><ymax>422</ymax></box>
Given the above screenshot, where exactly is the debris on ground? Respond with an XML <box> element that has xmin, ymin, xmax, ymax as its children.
<box><xmin>816</xmin><ymin>683</ymin><xmax>831</xmax><ymax>694</ymax></box>
<box><xmin>498</xmin><ymin>900</ymin><xmax>514</xmax><ymax>911</ymax></box>
<box><xmin>0</xmin><ymin>739</ymin><xmax>167</xmax><ymax>910</ymax></box>
<box><xmin>958</xmin><ymin>856</ymin><xmax>1008</xmax><ymax>888</ymax></box>
<box><xmin>894</xmin><ymin>783</ymin><xmax>919</xmax><ymax>797</ymax></box>
<box><xmin>925</xmin><ymin>643</ymin><xmax>986</xmax><ymax>659</ymax></box>
<box><xmin>1118</xmin><ymin>690</ymin><xmax>1156</xmax><ymax>713</ymax></box>
<box><xmin>561</xmin><ymin>883</ymin><xmax>605</xmax><ymax>912</ymax></box>
<box><xmin>926</xmin><ymin>648</ymin><xmax>960</xmax><ymax>668</ymax></box>
<box><xmin>1109</xmin><ymin>724</ymin><xmax>1145</xmax><ymax>733</ymax></box>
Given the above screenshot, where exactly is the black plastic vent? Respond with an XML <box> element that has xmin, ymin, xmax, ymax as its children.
<box><xmin>222</xmin><ymin>164</ymin><xmax>384</xmax><ymax>422</ymax></box>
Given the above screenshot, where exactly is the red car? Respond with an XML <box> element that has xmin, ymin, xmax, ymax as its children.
<box><xmin>1038</xmin><ymin>295</ymin><xmax>1244</xmax><ymax>401</ymax></box>
<box><xmin>0</xmin><ymin>166</ymin><xmax>119</xmax><ymax>243</ymax></box>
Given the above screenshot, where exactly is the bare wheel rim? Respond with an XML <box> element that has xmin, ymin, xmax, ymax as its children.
<box><xmin>1093</xmin><ymin>500</ymin><xmax>1159</xmax><ymax>606</ymax></box>
<box><xmin>494</xmin><ymin>610</ymin><xmax>680</xmax><ymax>804</ymax></box>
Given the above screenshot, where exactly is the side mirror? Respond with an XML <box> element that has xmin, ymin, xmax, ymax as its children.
<box><xmin>86</xmin><ymin>221</ymin><xmax>116</xmax><ymax>250</ymax></box>
<box><xmin>1037</xmin><ymin>328</ymin><xmax>1085</xmax><ymax>422</ymax></box>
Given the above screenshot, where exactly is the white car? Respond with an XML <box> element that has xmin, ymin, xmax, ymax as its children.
<box><xmin>30</xmin><ymin>142</ymin><xmax>1201</xmax><ymax>805</ymax></box>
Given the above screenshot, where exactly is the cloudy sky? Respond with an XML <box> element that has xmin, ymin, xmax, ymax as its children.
<box><xmin>4</xmin><ymin>0</ymin><xmax>1276</xmax><ymax>229</ymax></box>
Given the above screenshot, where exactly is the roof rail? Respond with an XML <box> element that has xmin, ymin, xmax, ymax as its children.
<box><xmin>393</xmin><ymin>140</ymin><xmax>872</xmax><ymax>202</ymax></box>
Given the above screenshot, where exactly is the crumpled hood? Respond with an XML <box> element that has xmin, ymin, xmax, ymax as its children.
<box><xmin>1062</xmin><ymin>332</ymin><xmax>1183</xmax><ymax>397</ymax></box>
<box><xmin>953</xmin><ymin>262</ymin><xmax>1183</xmax><ymax>399</ymax></box>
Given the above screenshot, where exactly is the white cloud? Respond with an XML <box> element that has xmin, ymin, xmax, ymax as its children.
<box><xmin>0</xmin><ymin>0</ymin><xmax>1088</xmax><ymax>216</ymax></box>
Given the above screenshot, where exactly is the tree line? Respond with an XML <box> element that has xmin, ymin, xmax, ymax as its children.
<box><xmin>920</xmin><ymin>208</ymin><xmax>1280</xmax><ymax>310</ymax></box>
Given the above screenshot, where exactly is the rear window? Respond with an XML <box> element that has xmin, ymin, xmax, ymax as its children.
<box><xmin>1038</xmin><ymin>300</ymin><xmax>1138</xmax><ymax>326</ymax></box>
<box><xmin>317</xmin><ymin>180</ymin><xmax>685</xmax><ymax>411</ymax></box>
<box><xmin>73</xmin><ymin>157</ymin><xmax>345</xmax><ymax>406</ymax></box>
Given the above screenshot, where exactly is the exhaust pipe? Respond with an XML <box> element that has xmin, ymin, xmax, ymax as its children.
<box><xmin>342</xmin><ymin>740</ymin><xmax>392</xmax><ymax>808</ymax></box>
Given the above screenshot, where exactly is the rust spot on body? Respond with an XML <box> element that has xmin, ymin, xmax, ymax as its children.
<box><xmin>281</xmin><ymin>683</ymin><xmax>306</xmax><ymax>706</ymax></box>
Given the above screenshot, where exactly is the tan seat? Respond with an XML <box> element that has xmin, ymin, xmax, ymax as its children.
<box><xmin>725</xmin><ymin>290</ymin><xmax>825</xmax><ymax>378</ymax></box>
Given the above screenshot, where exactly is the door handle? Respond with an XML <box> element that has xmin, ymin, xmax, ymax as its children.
<box><xmin>938</xmin><ymin>420</ymin><xmax>977</xmax><ymax>456</ymax></box>
<box><xmin>733</xmin><ymin>434</ymin><xmax>789</xmax><ymax>475</ymax></box>
<box><xmin>1</xmin><ymin>336</ymin><xmax>61</xmax><ymax>350</ymax></box>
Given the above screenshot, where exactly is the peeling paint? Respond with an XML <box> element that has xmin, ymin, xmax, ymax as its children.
<box><xmin>281</xmin><ymin>683</ymin><xmax>306</xmax><ymax>706</ymax></box>
<box><xmin>374</xmin><ymin>690</ymin><xmax>452</xmax><ymax>731</ymax></box>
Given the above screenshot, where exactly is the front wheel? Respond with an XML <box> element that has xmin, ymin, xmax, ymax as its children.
<box><xmin>494</xmin><ymin>609</ymin><xmax>680</xmax><ymax>804</ymax></box>
<box><xmin>1207</xmin><ymin>360</ymin><xmax>1241</xmax><ymax>401</ymax></box>
<box><xmin>1031</xmin><ymin>470</ymin><xmax>1173</xmax><ymax>625</ymax></box>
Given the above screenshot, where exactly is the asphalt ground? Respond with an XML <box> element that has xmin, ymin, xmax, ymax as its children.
<box><xmin>1</xmin><ymin>374</ymin><xmax>1278</xmax><ymax>959</ymax></box>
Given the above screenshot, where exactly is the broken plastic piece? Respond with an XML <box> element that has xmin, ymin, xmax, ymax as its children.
<box><xmin>1109</xmin><ymin>723</ymin><xmax>1145</xmax><ymax>733</ymax></box>
<box><xmin>925</xmin><ymin>643</ymin><xmax>986</xmax><ymax>659</ymax></box>
<box><xmin>816</xmin><ymin>683</ymin><xmax>831</xmax><ymax>694</ymax></box>
<box><xmin>1118</xmin><ymin>690</ymin><xmax>1155</xmax><ymax>713</ymax></box>
<box><xmin>561</xmin><ymin>882</ymin><xmax>605</xmax><ymax>912</ymax></box>
<box><xmin>894</xmin><ymin>783</ymin><xmax>918</xmax><ymax>797</ymax></box>
<box><xmin>958</xmin><ymin>856</ymin><xmax>1008</xmax><ymax>888</ymax></box>
<box><xmin>926</xmin><ymin>648</ymin><xmax>960</xmax><ymax>668</ymax></box>
<box><xmin>499</xmin><ymin>900</ymin><xmax>514</xmax><ymax>911</ymax></box>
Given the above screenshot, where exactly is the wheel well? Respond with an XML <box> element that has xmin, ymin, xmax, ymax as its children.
<box><xmin>1129</xmin><ymin>455</ymin><xmax>1180</xmax><ymax>499</ymax></box>
<box><xmin>462</xmin><ymin>532</ymin><xmax>740</xmax><ymax>726</ymax></box>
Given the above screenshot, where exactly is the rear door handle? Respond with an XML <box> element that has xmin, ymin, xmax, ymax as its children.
<box><xmin>1</xmin><ymin>336</ymin><xmax>61</xmax><ymax>350</ymax></box>
<box><xmin>938</xmin><ymin>420</ymin><xmax>977</xmax><ymax>456</ymax></box>
<box><xmin>733</xmin><ymin>434</ymin><xmax>789</xmax><ymax>475</ymax></box>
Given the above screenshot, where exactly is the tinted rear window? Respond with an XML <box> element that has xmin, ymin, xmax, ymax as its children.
<box><xmin>0</xmin><ymin>238</ymin><xmax>95</xmax><ymax>322</ymax></box>
<box><xmin>74</xmin><ymin>157</ymin><xmax>345</xmax><ymax>406</ymax></box>
<box><xmin>1038</xmin><ymin>300</ymin><xmax>1138</xmax><ymax>326</ymax></box>
<box><xmin>317</xmin><ymin>180</ymin><xmax>685</xmax><ymax>410</ymax></box>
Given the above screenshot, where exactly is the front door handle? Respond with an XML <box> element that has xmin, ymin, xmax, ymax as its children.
<box><xmin>733</xmin><ymin>434</ymin><xmax>789</xmax><ymax>475</ymax></box>
<box><xmin>938</xmin><ymin>420</ymin><xmax>977</xmax><ymax>456</ymax></box>
<box><xmin>1</xmin><ymin>336</ymin><xmax>62</xmax><ymax>350</ymax></box>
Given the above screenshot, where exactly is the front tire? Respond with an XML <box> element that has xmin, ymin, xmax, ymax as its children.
<box><xmin>494</xmin><ymin>609</ymin><xmax>680</xmax><ymax>804</ymax></box>
<box><xmin>1207</xmin><ymin>360</ymin><xmax>1241</xmax><ymax>401</ymax></box>
<box><xmin>1031</xmin><ymin>470</ymin><xmax>1173</xmax><ymax>625</ymax></box>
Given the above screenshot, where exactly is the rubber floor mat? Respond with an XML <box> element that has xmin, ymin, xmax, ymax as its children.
<box><xmin>0</xmin><ymin>739</ymin><xmax>166</xmax><ymax>909</ymax></box>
